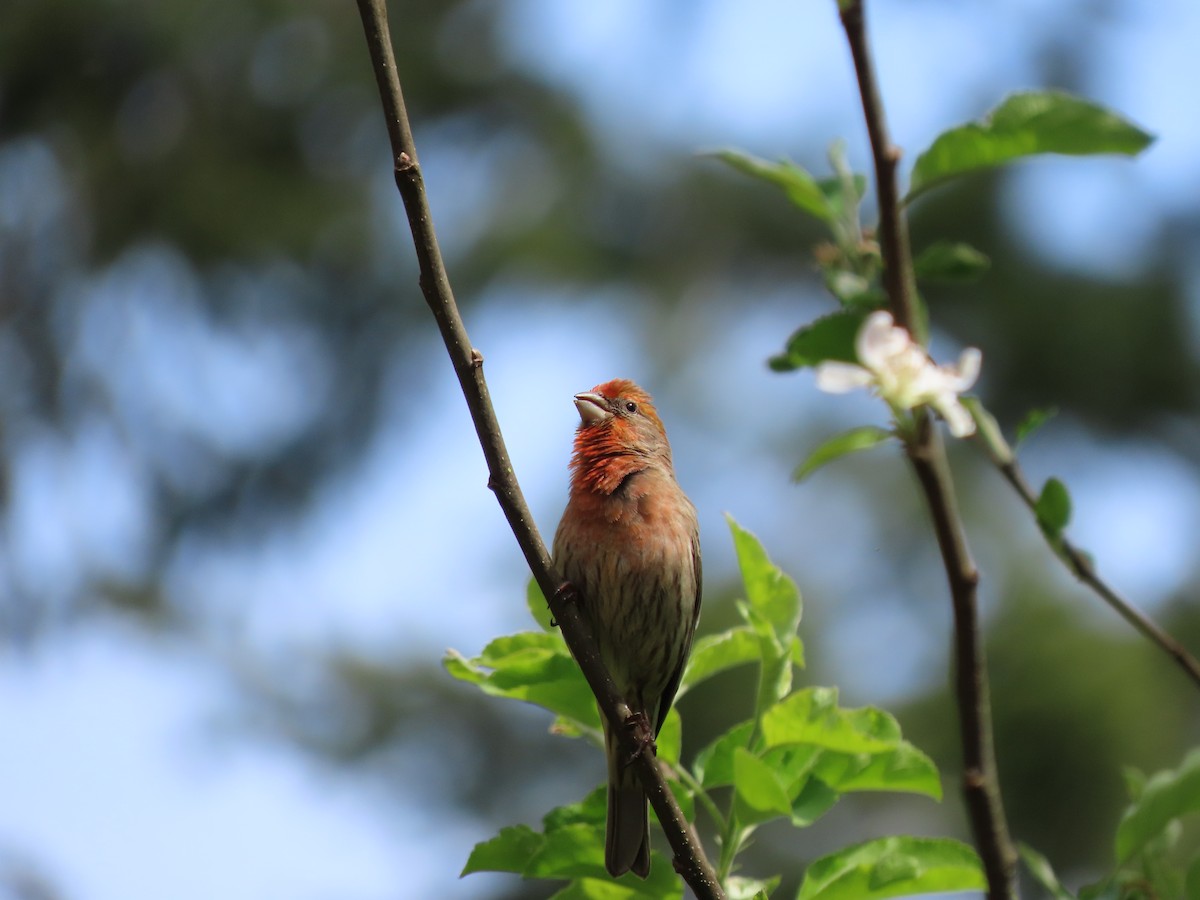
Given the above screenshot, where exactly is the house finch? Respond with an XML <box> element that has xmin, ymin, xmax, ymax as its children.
<box><xmin>552</xmin><ymin>379</ymin><xmax>702</xmax><ymax>879</ymax></box>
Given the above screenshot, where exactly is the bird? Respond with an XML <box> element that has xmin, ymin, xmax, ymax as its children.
<box><xmin>551</xmin><ymin>379</ymin><xmax>702</xmax><ymax>878</ymax></box>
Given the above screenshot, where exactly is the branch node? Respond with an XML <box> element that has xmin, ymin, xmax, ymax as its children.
<box><xmin>963</xmin><ymin>767</ymin><xmax>986</xmax><ymax>789</ymax></box>
<box><xmin>470</xmin><ymin>347</ymin><xmax>484</xmax><ymax>368</ymax></box>
<box><xmin>397</xmin><ymin>151</ymin><xmax>415</xmax><ymax>171</ymax></box>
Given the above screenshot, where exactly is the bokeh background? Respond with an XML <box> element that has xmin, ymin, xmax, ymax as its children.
<box><xmin>2</xmin><ymin>0</ymin><xmax>1199</xmax><ymax>897</ymax></box>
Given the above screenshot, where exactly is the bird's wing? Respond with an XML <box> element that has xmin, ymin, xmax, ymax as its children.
<box><xmin>654</xmin><ymin>529</ymin><xmax>702</xmax><ymax>736</ymax></box>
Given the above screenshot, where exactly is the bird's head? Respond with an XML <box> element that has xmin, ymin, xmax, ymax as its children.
<box><xmin>568</xmin><ymin>379</ymin><xmax>672</xmax><ymax>491</ymax></box>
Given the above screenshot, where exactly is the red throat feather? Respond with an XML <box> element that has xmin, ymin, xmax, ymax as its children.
<box><xmin>568</xmin><ymin>379</ymin><xmax>668</xmax><ymax>495</ymax></box>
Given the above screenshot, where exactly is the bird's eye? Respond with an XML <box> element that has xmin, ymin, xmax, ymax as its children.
<box><xmin>624</xmin><ymin>400</ymin><xmax>638</xmax><ymax>414</ymax></box>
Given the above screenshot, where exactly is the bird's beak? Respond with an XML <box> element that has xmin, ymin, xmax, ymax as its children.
<box><xmin>573</xmin><ymin>392</ymin><xmax>611</xmax><ymax>425</ymax></box>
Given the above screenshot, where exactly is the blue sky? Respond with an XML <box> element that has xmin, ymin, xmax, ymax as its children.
<box><xmin>2</xmin><ymin>0</ymin><xmax>1199</xmax><ymax>897</ymax></box>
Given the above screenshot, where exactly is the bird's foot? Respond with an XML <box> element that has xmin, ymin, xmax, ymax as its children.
<box><xmin>552</xmin><ymin>581</ymin><xmax>580</xmax><ymax>607</ymax></box>
<box><xmin>622</xmin><ymin>711</ymin><xmax>657</xmax><ymax>764</ymax></box>
<box><xmin>549</xmin><ymin>581</ymin><xmax>581</xmax><ymax>628</ymax></box>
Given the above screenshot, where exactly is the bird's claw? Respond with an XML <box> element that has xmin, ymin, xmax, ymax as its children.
<box><xmin>622</xmin><ymin>711</ymin><xmax>656</xmax><ymax>765</ymax></box>
<box><xmin>552</xmin><ymin>581</ymin><xmax>580</xmax><ymax>606</ymax></box>
<box><xmin>549</xmin><ymin>581</ymin><xmax>581</xmax><ymax>629</ymax></box>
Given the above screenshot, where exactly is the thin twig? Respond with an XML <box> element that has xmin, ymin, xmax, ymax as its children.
<box><xmin>353</xmin><ymin>2</ymin><xmax>724</xmax><ymax>896</ymax></box>
<box><xmin>995</xmin><ymin>456</ymin><xmax>1200</xmax><ymax>688</ymax></box>
<box><xmin>837</xmin><ymin>0</ymin><xmax>917</xmax><ymax>335</ymax></box>
<box><xmin>838</xmin><ymin>2</ymin><xmax>1017</xmax><ymax>896</ymax></box>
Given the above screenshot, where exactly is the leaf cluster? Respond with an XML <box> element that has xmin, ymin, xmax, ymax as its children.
<box><xmin>447</xmin><ymin>517</ymin><xmax>984</xmax><ymax>899</ymax></box>
<box><xmin>713</xmin><ymin>92</ymin><xmax>1149</xmax><ymax>495</ymax></box>
<box><xmin>1022</xmin><ymin>748</ymin><xmax>1200</xmax><ymax>900</ymax></box>
<box><xmin>713</xmin><ymin>89</ymin><xmax>1150</xmax><ymax>403</ymax></box>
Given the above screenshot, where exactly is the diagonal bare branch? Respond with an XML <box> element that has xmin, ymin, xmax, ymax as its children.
<box><xmin>353</xmin><ymin>1</ymin><xmax>724</xmax><ymax>896</ymax></box>
<box><xmin>992</xmin><ymin>453</ymin><xmax>1200</xmax><ymax>689</ymax></box>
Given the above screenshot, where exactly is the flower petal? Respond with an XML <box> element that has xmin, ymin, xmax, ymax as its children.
<box><xmin>856</xmin><ymin>311</ymin><xmax>906</xmax><ymax>372</ymax></box>
<box><xmin>938</xmin><ymin>399</ymin><xmax>977</xmax><ymax>437</ymax></box>
<box><xmin>949</xmin><ymin>347</ymin><xmax>982</xmax><ymax>390</ymax></box>
<box><xmin>815</xmin><ymin>362</ymin><xmax>874</xmax><ymax>393</ymax></box>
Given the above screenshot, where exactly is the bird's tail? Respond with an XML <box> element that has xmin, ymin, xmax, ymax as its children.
<box><xmin>604</xmin><ymin>724</ymin><xmax>650</xmax><ymax>878</ymax></box>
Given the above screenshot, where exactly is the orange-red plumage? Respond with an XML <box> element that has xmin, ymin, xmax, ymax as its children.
<box><xmin>552</xmin><ymin>379</ymin><xmax>701</xmax><ymax>879</ymax></box>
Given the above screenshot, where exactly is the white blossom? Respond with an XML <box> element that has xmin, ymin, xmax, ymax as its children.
<box><xmin>815</xmin><ymin>311</ymin><xmax>981</xmax><ymax>437</ymax></box>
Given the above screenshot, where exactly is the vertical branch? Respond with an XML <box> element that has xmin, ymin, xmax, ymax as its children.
<box><xmin>838</xmin><ymin>1</ymin><xmax>1017</xmax><ymax>896</ymax></box>
<box><xmin>909</xmin><ymin>421</ymin><xmax>1017</xmax><ymax>899</ymax></box>
<box><xmin>837</xmin><ymin>0</ymin><xmax>916</xmax><ymax>334</ymax></box>
<box><xmin>353</xmin><ymin>2</ymin><xmax>724</xmax><ymax>896</ymax></box>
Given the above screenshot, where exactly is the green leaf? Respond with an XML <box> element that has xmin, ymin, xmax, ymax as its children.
<box><xmin>727</xmin><ymin>515</ymin><xmax>802</xmax><ymax>641</ymax></box>
<box><xmin>1019</xmin><ymin>843</ymin><xmax>1078</xmax><ymax>900</ymax></box>
<box><xmin>759</xmin><ymin>742</ymin><xmax>822</xmax><ymax>793</ymax></box>
<box><xmin>544</xmin><ymin>790</ymin><xmax>607</xmax><ymax>831</ymax></box>
<box><xmin>760</xmin><ymin>647</ymin><xmax>795</xmax><ymax>713</ymax></box>
<box><xmin>533</xmin><ymin>839</ymin><xmax>681</xmax><ymax>897</ymax></box>
<box><xmin>816</xmin><ymin>172</ymin><xmax>868</xmax><ymax>224</ymax></box>
<box><xmin>790</xmin><ymin>776</ymin><xmax>840</xmax><ymax>827</ymax></box>
<box><xmin>547</xmin><ymin>881</ymin><xmax>638</xmax><ymax>900</ymax></box>
<box><xmin>793</xmin><ymin>426</ymin><xmax>893</xmax><ymax>482</ymax></box>
<box><xmin>711</xmin><ymin>149</ymin><xmax>832</xmax><ymax>223</ymax></box>
<box><xmin>679</xmin><ymin>626</ymin><xmax>763</xmax><ymax>695</ymax></box>
<box><xmin>1116</xmin><ymin>748</ymin><xmax>1200</xmax><ymax>863</ymax></box>
<box><xmin>789</xmin><ymin>634</ymin><xmax>806</xmax><ymax>670</ymax></box>
<box><xmin>728</xmin><ymin>518</ymin><xmax>803</xmax><ymax>719</ymax></box>
<box><xmin>1035</xmin><ymin>477</ymin><xmax>1072</xmax><ymax>538</ymax></box>
<box><xmin>733</xmin><ymin>747</ymin><xmax>793</xmax><ymax>822</ymax></box>
<box><xmin>732</xmin><ymin>602</ymin><xmax>795</xmax><ymax>716</ymax></box>
<box><xmin>726</xmin><ymin>875</ymin><xmax>780</xmax><ymax>900</ymax></box>
<box><xmin>549</xmin><ymin>876</ymin><xmax>682</xmax><ymax>900</ymax></box>
<box><xmin>912</xmin><ymin>240</ymin><xmax>991</xmax><ymax>283</ymax></box>
<box><xmin>1122</xmin><ymin>765</ymin><xmax>1147</xmax><ymax>800</ymax></box>
<box><xmin>466</xmin><ymin>795</ymin><xmax>682</xmax><ymax>896</ymax></box>
<box><xmin>814</xmin><ymin>742</ymin><xmax>943</xmax><ymax>800</ymax></box>
<box><xmin>761</xmin><ymin>687</ymin><xmax>899</xmax><ymax>754</ymax></box>
<box><xmin>769</xmin><ymin>310</ymin><xmax>865</xmax><ymax>372</ymax></box>
<box><xmin>693</xmin><ymin>720</ymin><xmax>755</xmax><ymax>788</ymax></box>
<box><xmin>540</xmin><ymin>795</ymin><xmax>682</xmax><ymax>897</ymax></box>
<box><xmin>479</xmin><ymin>631</ymin><xmax>566</xmax><ymax>666</ymax></box>
<box><xmin>525</xmin><ymin>822</ymin><xmax>608</xmax><ymax>879</ymax></box>
<box><xmin>527</xmin><ymin>577</ymin><xmax>556</xmax><ymax>631</ymax></box>
<box><xmin>657</xmin><ymin>706</ymin><xmax>682</xmax><ymax>766</ymax></box>
<box><xmin>461</xmin><ymin>824</ymin><xmax>544</xmax><ymax>875</ymax></box>
<box><xmin>445</xmin><ymin>635</ymin><xmax>600</xmax><ymax>730</ymax></box>
<box><xmin>907</xmin><ymin>90</ymin><xmax>1154</xmax><ymax>202</ymax></box>
<box><xmin>1016</xmin><ymin>406</ymin><xmax>1057</xmax><ymax>446</ymax></box>
<box><xmin>444</xmin><ymin>649</ymin><xmax>486</xmax><ymax>686</ymax></box>
<box><xmin>797</xmin><ymin>836</ymin><xmax>986</xmax><ymax>900</ymax></box>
